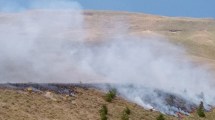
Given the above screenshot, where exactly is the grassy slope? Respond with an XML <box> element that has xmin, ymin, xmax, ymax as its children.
<box><xmin>1</xmin><ymin>11</ymin><xmax>215</xmax><ymax>120</ymax></box>
<box><xmin>84</xmin><ymin>11</ymin><xmax>215</xmax><ymax>66</ymax></box>
<box><xmin>1</xmin><ymin>87</ymin><xmax>215</xmax><ymax>120</ymax></box>
<box><xmin>0</xmin><ymin>88</ymin><xmax>176</xmax><ymax>120</ymax></box>
<box><xmin>83</xmin><ymin>11</ymin><xmax>215</xmax><ymax>120</ymax></box>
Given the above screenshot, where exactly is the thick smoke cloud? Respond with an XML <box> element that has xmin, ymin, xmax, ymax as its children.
<box><xmin>0</xmin><ymin>0</ymin><xmax>215</xmax><ymax>115</ymax></box>
<box><xmin>0</xmin><ymin>0</ymin><xmax>86</xmax><ymax>83</ymax></box>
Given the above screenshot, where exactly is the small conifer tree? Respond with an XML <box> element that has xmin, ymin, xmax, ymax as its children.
<box><xmin>197</xmin><ymin>101</ymin><xmax>206</xmax><ymax>117</ymax></box>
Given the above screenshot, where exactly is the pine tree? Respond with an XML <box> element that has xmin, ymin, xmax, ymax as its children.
<box><xmin>197</xmin><ymin>101</ymin><xmax>206</xmax><ymax>117</ymax></box>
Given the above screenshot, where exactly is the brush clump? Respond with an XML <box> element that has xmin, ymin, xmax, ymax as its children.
<box><xmin>99</xmin><ymin>105</ymin><xmax>108</xmax><ymax>120</ymax></box>
<box><xmin>156</xmin><ymin>114</ymin><xmax>165</xmax><ymax>120</ymax></box>
<box><xmin>105</xmin><ymin>89</ymin><xmax>116</xmax><ymax>102</ymax></box>
<box><xmin>121</xmin><ymin>107</ymin><xmax>131</xmax><ymax>120</ymax></box>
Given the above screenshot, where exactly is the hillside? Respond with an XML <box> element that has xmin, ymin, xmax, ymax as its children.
<box><xmin>1</xmin><ymin>10</ymin><xmax>215</xmax><ymax>120</ymax></box>
<box><xmin>84</xmin><ymin>11</ymin><xmax>215</xmax><ymax>71</ymax></box>
<box><xmin>1</xmin><ymin>84</ymin><xmax>215</xmax><ymax>120</ymax></box>
<box><xmin>0</xmin><ymin>85</ymin><xmax>177</xmax><ymax>120</ymax></box>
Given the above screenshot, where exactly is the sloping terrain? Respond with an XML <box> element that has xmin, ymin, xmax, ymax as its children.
<box><xmin>84</xmin><ymin>11</ymin><xmax>215</xmax><ymax>71</ymax></box>
<box><xmin>0</xmin><ymin>86</ymin><xmax>176</xmax><ymax>120</ymax></box>
<box><xmin>1</xmin><ymin>10</ymin><xmax>215</xmax><ymax>120</ymax></box>
<box><xmin>1</xmin><ymin>85</ymin><xmax>215</xmax><ymax>120</ymax></box>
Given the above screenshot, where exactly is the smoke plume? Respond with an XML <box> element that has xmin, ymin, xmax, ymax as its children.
<box><xmin>0</xmin><ymin>0</ymin><xmax>215</xmax><ymax>115</ymax></box>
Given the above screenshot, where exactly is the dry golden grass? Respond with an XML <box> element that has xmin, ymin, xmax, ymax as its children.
<box><xmin>1</xmin><ymin>87</ymin><xmax>215</xmax><ymax>120</ymax></box>
<box><xmin>83</xmin><ymin>10</ymin><xmax>215</xmax><ymax>73</ymax></box>
<box><xmin>1</xmin><ymin>10</ymin><xmax>215</xmax><ymax>120</ymax></box>
<box><xmin>0</xmin><ymin>88</ymin><xmax>177</xmax><ymax>120</ymax></box>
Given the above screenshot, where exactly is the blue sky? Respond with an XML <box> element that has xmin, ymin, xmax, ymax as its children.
<box><xmin>0</xmin><ymin>0</ymin><xmax>214</xmax><ymax>18</ymax></box>
<box><xmin>76</xmin><ymin>0</ymin><xmax>215</xmax><ymax>18</ymax></box>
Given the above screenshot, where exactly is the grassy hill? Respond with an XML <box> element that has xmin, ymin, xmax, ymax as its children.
<box><xmin>0</xmin><ymin>86</ymin><xmax>176</xmax><ymax>120</ymax></box>
<box><xmin>1</xmin><ymin>84</ymin><xmax>215</xmax><ymax>120</ymax></box>
<box><xmin>84</xmin><ymin>11</ymin><xmax>215</xmax><ymax>71</ymax></box>
<box><xmin>1</xmin><ymin>10</ymin><xmax>215</xmax><ymax>120</ymax></box>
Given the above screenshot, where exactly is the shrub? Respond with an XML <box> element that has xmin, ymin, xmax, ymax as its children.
<box><xmin>99</xmin><ymin>105</ymin><xmax>108</xmax><ymax>120</ymax></box>
<box><xmin>197</xmin><ymin>101</ymin><xmax>206</xmax><ymax>117</ymax></box>
<box><xmin>123</xmin><ymin>107</ymin><xmax>131</xmax><ymax>115</ymax></box>
<box><xmin>105</xmin><ymin>94</ymin><xmax>113</xmax><ymax>102</ymax></box>
<box><xmin>121</xmin><ymin>107</ymin><xmax>131</xmax><ymax>120</ymax></box>
<box><xmin>156</xmin><ymin>114</ymin><xmax>165</xmax><ymax>120</ymax></box>
<box><xmin>121</xmin><ymin>112</ymin><xmax>129</xmax><ymax>120</ymax></box>
<box><xmin>105</xmin><ymin>89</ymin><xmax>116</xmax><ymax>102</ymax></box>
<box><xmin>101</xmin><ymin>105</ymin><xmax>108</xmax><ymax>114</ymax></box>
<box><xmin>109</xmin><ymin>89</ymin><xmax>116</xmax><ymax>98</ymax></box>
<box><xmin>100</xmin><ymin>112</ymin><xmax>107</xmax><ymax>120</ymax></box>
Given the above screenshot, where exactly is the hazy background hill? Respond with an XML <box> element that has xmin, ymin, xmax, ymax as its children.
<box><xmin>83</xmin><ymin>11</ymin><xmax>215</xmax><ymax>72</ymax></box>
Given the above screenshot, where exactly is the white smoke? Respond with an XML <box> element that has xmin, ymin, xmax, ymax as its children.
<box><xmin>0</xmin><ymin>0</ymin><xmax>87</xmax><ymax>83</ymax></box>
<box><xmin>0</xmin><ymin>0</ymin><xmax>215</xmax><ymax>115</ymax></box>
<box><xmin>73</xmin><ymin>36</ymin><xmax>215</xmax><ymax>114</ymax></box>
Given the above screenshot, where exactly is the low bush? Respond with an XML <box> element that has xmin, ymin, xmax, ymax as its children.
<box><xmin>121</xmin><ymin>107</ymin><xmax>131</xmax><ymax>120</ymax></box>
<box><xmin>105</xmin><ymin>94</ymin><xmax>112</xmax><ymax>102</ymax></box>
<box><xmin>101</xmin><ymin>105</ymin><xmax>108</xmax><ymax>114</ymax></box>
<box><xmin>121</xmin><ymin>112</ymin><xmax>129</xmax><ymax>120</ymax></box>
<box><xmin>156</xmin><ymin>114</ymin><xmax>165</xmax><ymax>120</ymax></box>
<box><xmin>105</xmin><ymin>89</ymin><xmax>116</xmax><ymax>102</ymax></box>
<box><xmin>123</xmin><ymin>107</ymin><xmax>131</xmax><ymax>115</ymax></box>
<box><xmin>100</xmin><ymin>112</ymin><xmax>107</xmax><ymax>120</ymax></box>
<box><xmin>99</xmin><ymin>105</ymin><xmax>108</xmax><ymax>120</ymax></box>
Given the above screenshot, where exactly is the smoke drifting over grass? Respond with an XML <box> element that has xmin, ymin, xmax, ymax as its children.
<box><xmin>0</xmin><ymin>0</ymin><xmax>86</xmax><ymax>83</ymax></box>
<box><xmin>0</xmin><ymin>0</ymin><xmax>215</xmax><ymax>115</ymax></box>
